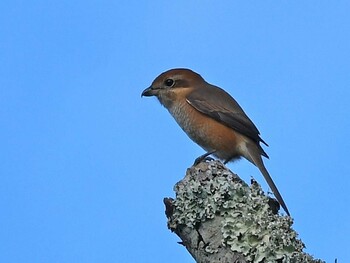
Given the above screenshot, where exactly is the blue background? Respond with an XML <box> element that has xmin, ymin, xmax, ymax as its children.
<box><xmin>1</xmin><ymin>1</ymin><xmax>349</xmax><ymax>262</ymax></box>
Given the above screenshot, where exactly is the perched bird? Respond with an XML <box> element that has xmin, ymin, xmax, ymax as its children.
<box><xmin>141</xmin><ymin>68</ymin><xmax>290</xmax><ymax>216</ymax></box>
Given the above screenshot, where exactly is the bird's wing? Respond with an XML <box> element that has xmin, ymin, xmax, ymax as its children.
<box><xmin>186</xmin><ymin>84</ymin><xmax>268</xmax><ymax>147</ymax></box>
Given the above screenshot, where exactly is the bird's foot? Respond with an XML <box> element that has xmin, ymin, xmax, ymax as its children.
<box><xmin>193</xmin><ymin>151</ymin><xmax>216</xmax><ymax>165</ymax></box>
<box><xmin>194</xmin><ymin>156</ymin><xmax>215</xmax><ymax>165</ymax></box>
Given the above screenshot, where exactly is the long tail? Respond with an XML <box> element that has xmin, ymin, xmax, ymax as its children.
<box><xmin>245</xmin><ymin>143</ymin><xmax>290</xmax><ymax>216</ymax></box>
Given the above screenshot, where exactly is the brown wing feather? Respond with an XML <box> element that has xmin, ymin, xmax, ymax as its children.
<box><xmin>186</xmin><ymin>84</ymin><xmax>269</xmax><ymax>156</ymax></box>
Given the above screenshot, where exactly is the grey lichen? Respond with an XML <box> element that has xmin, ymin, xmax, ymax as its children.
<box><xmin>166</xmin><ymin>160</ymin><xmax>323</xmax><ymax>263</ymax></box>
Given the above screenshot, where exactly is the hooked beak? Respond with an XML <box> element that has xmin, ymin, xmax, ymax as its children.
<box><xmin>141</xmin><ymin>86</ymin><xmax>159</xmax><ymax>97</ymax></box>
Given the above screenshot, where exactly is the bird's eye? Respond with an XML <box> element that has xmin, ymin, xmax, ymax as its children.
<box><xmin>164</xmin><ymin>78</ymin><xmax>175</xmax><ymax>87</ymax></box>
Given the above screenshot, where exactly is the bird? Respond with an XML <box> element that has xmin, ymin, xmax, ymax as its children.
<box><xmin>141</xmin><ymin>68</ymin><xmax>290</xmax><ymax>216</ymax></box>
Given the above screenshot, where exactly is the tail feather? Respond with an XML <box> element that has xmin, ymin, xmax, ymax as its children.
<box><xmin>245</xmin><ymin>143</ymin><xmax>290</xmax><ymax>216</ymax></box>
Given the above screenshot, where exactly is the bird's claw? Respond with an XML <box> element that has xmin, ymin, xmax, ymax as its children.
<box><xmin>193</xmin><ymin>151</ymin><xmax>216</xmax><ymax>165</ymax></box>
<box><xmin>194</xmin><ymin>156</ymin><xmax>215</xmax><ymax>165</ymax></box>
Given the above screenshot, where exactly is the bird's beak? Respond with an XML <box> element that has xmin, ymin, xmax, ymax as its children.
<box><xmin>141</xmin><ymin>86</ymin><xmax>158</xmax><ymax>97</ymax></box>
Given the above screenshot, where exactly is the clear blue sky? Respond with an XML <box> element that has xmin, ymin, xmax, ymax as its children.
<box><xmin>1</xmin><ymin>1</ymin><xmax>349</xmax><ymax>262</ymax></box>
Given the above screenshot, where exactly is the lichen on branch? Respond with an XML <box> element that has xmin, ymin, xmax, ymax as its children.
<box><xmin>164</xmin><ymin>160</ymin><xmax>324</xmax><ymax>263</ymax></box>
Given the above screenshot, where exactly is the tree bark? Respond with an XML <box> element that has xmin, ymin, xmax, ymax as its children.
<box><xmin>164</xmin><ymin>160</ymin><xmax>324</xmax><ymax>263</ymax></box>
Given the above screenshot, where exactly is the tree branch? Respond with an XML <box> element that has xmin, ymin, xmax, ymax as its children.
<box><xmin>164</xmin><ymin>160</ymin><xmax>324</xmax><ymax>263</ymax></box>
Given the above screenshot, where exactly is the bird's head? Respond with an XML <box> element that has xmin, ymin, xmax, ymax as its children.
<box><xmin>141</xmin><ymin>68</ymin><xmax>205</xmax><ymax>106</ymax></box>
